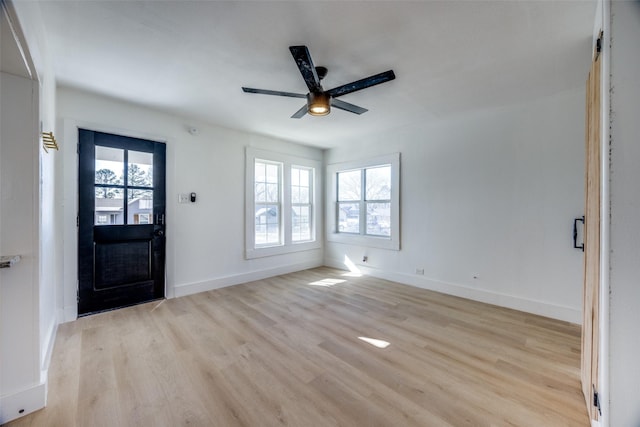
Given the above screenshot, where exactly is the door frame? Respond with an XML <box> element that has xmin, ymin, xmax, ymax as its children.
<box><xmin>77</xmin><ymin>128</ymin><xmax>166</xmax><ymax>315</ymax></box>
<box><xmin>61</xmin><ymin>120</ymin><xmax>170</xmax><ymax>321</ymax></box>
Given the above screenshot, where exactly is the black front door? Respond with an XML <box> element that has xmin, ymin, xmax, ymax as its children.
<box><xmin>78</xmin><ymin>129</ymin><xmax>166</xmax><ymax>315</ymax></box>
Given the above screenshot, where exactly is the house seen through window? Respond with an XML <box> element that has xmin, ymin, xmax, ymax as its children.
<box><xmin>94</xmin><ymin>146</ymin><xmax>154</xmax><ymax>225</ymax></box>
<box><xmin>254</xmin><ymin>160</ymin><xmax>282</xmax><ymax>246</ymax></box>
<box><xmin>337</xmin><ymin>165</ymin><xmax>391</xmax><ymax>237</ymax></box>
<box><xmin>327</xmin><ymin>153</ymin><xmax>400</xmax><ymax>250</ymax></box>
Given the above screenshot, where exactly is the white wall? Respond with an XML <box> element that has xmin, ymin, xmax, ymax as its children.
<box><xmin>0</xmin><ymin>72</ymin><xmax>44</xmax><ymax>423</ymax></box>
<box><xmin>325</xmin><ymin>88</ymin><xmax>586</xmax><ymax>323</ymax></box>
<box><xmin>9</xmin><ymin>0</ymin><xmax>61</xmax><ymax>410</ymax></box>
<box><xmin>1</xmin><ymin>0</ymin><xmax>60</xmax><ymax>421</ymax></box>
<box><xmin>57</xmin><ymin>87</ymin><xmax>324</xmax><ymax>320</ymax></box>
<box><xmin>608</xmin><ymin>1</ymin><xmax>640</xmax><ymax>425</ymax></box>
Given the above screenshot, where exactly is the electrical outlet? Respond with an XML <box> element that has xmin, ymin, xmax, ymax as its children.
<box><xmin>178</xmin><ymin>193</ymin><xmax>190</xmax><ymax>204</ymax></box>
<box><xmin>415</xmin><ymin>268</ymin><xmax>424</xmax><ymax>275</ymax></box>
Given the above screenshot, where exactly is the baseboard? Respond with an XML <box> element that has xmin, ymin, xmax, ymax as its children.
<box><xmin>62</xmin><ymin>305</ymin><xmax>77</xmax><ymax>323</ymax></box>
<box><xmin>173</xmin><ymin>260</ymin><xmax>324</xmax><ymax>298</ymax></box>
<box><xmin>0</xmin><ymin>382</ymin><xmax>46</xmax><ymax>424</ymax></box>
<box><xmin>41</xmin><ymin>317</ymin><xmax>58</xmax><ymax>377</ymax></box>
<box><xmin>324</xmin><ymin>258</ymin><xmax>581</xmax><ymax>324</ymax></box>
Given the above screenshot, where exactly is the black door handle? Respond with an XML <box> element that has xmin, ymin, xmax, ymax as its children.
<box><xmin>573</xmin><ymin>216</ymin><xmax>584</xmax><ymax>251</ymax></box>
<box><xmin>154</xmin><ymin>229</ymin><xmax>164</xmax><ymax>237</ymax></box>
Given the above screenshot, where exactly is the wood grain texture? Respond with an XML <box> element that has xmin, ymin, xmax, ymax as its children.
<box><xmin>4</xmin><ymin>268</ymin><xmax>588</xmax><ymax>427</ymax></box>
<box><xmin>581</xmin><ymin>42</ymin><xmax>601</xmax><ymax>422</ymax></box>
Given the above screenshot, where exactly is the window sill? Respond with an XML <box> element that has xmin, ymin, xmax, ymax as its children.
<box><xmin>245</xmin><ymin>240</ymin><xmax>322</xmax><ymax>259</ymax></box>
<box><xmin>326</xmin><ymin>232</ymin><xmax>399</xmax><ymax>251</ymax></box>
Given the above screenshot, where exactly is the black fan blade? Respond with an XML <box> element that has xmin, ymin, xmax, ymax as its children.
<box><xmin>331</xmin><ymin>99</ymin><xmax>368</xmax><ymax>115</ymax></box>
<box><xmin>291</xmin><ymin>104</ymin><xmax>308</xmax><ymax>119</ymax></box>
<box><xmin>289</xmin><ymin>45</ymin><xmax>322</xmax><ymax>92</ymax></box>
<box><xmin>242</xmin><ymin>87</ymin><xmax>306</xmax><ymax>98</ymax></box>
<box><xmin>327</xmin><ymin>70</ymin><xmax>395</xmax><ymax>98</ymax></box>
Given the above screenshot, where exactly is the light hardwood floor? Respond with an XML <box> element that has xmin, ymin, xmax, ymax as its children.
<box><xmin>4</xmin><ymin>267</ymin><xmax>589</xmax><ymax>427</ymax></box>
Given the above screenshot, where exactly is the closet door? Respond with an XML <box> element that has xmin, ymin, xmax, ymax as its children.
<box><xmin>581</xmin><ymin>37</ymin><xmax>601</xmax><ymax>422</ymax></box>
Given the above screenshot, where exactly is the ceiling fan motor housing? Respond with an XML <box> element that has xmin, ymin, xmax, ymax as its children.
<box><xmin>307</xmin><ymin>91</ymin><xmax>331</xmax><ymax>116</ymax></box>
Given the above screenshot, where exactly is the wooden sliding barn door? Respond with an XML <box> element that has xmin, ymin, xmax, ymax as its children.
<box><xmin>581</xmin><ymin>37</ymin><xmax>601</xmax><ymax>421</ymax></box>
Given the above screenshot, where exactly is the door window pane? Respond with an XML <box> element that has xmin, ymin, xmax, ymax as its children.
<box><xmin>128</xmin><ymin>189</ymin><xmax>153</xmax><ymax>225</ymax></box>
<box><xmin>95</xmin><ymin>146</ymin><xmax>124</xmax><ymax>185</ymax></box>
<box><xmin>134</xmin><ymin>213</ymin><xmax>151</xmax><ymax>224</ymax></box>
<box><xmin>95</xmin><ymin>188</ymin><xmax>124</xmax><ymax>225</ymax></box>
<box><xmin>128</xmin><ymin>150</ymin><xmax>153</xmax><ymax>188</ymax></box>
<box><xmin>338</xmin><ymin>170</ymin><xmax>361</xmax><ymax>201</ymax></box>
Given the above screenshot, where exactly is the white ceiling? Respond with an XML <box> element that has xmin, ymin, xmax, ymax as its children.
<box><xmin>27</xmin><ymin>0</ymin><xmax>595</xmax><ymax>148</ymax></box>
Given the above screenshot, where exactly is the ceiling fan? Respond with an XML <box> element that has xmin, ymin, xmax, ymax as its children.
<box><xmin>242</xmin><ymin>45</ymin><xmax>396</xmax><ymax>118</ymax></box>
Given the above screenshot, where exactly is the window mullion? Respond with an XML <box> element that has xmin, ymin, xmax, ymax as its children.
<box><xmin>123</xmin><ymin>149</ymin><xmax>129</xmax><ymax>224</ymax></box>
<box><xmin>282</xmin><ymin>162</ymin><xmax>291</xmax><ymax>245</ymax></box>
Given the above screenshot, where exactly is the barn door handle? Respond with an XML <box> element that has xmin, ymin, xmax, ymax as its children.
<box><xmin>573</xmin><ymin>216</ymin><xmax>584</xmax><ymax>251</ymax></box>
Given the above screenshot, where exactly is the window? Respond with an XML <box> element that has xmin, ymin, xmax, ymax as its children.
<box><xmin>133</xmin><ymin>213</ymin><xmax>151</xmax><ymax>225</ymax></box>
<box><xmin>254</xmin><ymin>160</ymin><xmax>282</xmax><ymax>246</ymax></box>
<box><xmin>245</xmin><ymin>148</ymin><xmax>321</xmax><ymax>259</ymax></box>
<box><xmin>94</xmin><ymin>146</ymin><xmax>154</xmax><ymax>226</ymax></box>
<box><xmin>337</xmin><ymin>165</ymin><xmax>391</xmax><ymax>237</ymax></box>
<box><xmin>327</xmin><ymin>153</ymin><xmax>400</xmax><ymax>250</ymax></box>
<box><xmin>291</xmin><ymin>166</ymin><xmax>312</xmax><ymax>242</ymax></box>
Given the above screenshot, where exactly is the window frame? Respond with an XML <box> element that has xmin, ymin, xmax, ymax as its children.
<box><xmin>327</xmin><ymin>153</ymin><xmax>400</xmax><ymax>250</ymax></box>
<box><xmin>253</xmin><ymin>159</ymin><xmax>283</xmax><ymax>248</ymax></box>
<box><xmin>245</xmin><ymin>147</ymin><xmax>321</xmax><ymax>259</ymax></box>
<box><xmin>94</xmin><ymin>145</ymin><xmax>154</xmax><ymax>227</ymax></box>
<box><xmin>290</xmin><ymin>165</ymin><xmax>314</xmax><ymax>243</ymax></box>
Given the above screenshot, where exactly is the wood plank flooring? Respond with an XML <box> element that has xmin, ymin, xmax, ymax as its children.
<box><xmin>4</xmin><ymin>267</ymin><xmax>589</xmax><ymax>427</ymax></box>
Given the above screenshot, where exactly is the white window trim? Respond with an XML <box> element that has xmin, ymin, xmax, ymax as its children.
<box><xmin>245</xmin><ymin>147</ymin><xmax>322</xmax><ymax>259</ymax></box>
<box><xmin>326</xmin><ymin>153</ymin><xmax>400</xmax><ymax>250</ymax></box>
<box><xmin>254</xmin><ymin>159</ymin><xmax>283</xmax><ymax>248</ymax></box>
<box><xmin>291</xmin><ymin>165</ymin><xmax>314</xmax><ymax>243</ymax></box>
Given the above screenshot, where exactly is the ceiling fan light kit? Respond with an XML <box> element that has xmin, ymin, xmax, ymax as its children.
<box><xmin>307</xmin><ymin>92</ymin><xmax>330</xmax><ymax>116</ymax></box>
<box><xmin>242</xmin><ymin>45</ymin><xmax>395</xmax><ymax>118</ymax></box>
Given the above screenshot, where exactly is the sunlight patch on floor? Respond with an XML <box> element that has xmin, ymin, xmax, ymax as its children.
<box><xmin>342</xmin><ymin>255</ymin><xmax>362</xmax><ymax>277</ymax></box>
<box><xmin>308</xmin><ymin>278</ymin><xmax>347</xmax><ymax>287</ymax></box>
<box><xmin>358</xmin><ymin>336</ymin><xmax>391</xmax><ymax>349</ymax></box>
